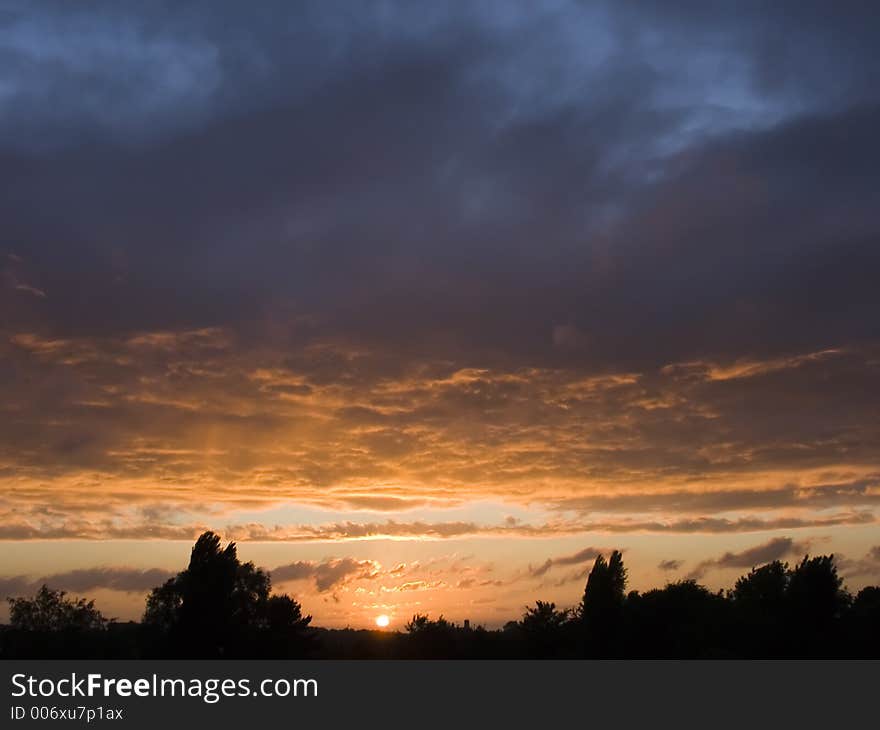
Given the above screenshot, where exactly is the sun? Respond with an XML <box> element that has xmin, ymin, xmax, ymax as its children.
<box><xmin>375</xmin><ymin>614</ymin><xmax>390</xmax><ymax>628</ymax></box>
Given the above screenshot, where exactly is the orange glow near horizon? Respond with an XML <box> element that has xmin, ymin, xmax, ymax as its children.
<box><xmin>0</xmin><ymin>332</ymin><xmax>879</xmax><ymax>627</ymax></box>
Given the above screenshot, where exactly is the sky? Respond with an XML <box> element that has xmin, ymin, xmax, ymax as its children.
<box><xmin>1</xmin><ymin>0</ymin><xmax>879</xmax><ymax>628</ymax></box>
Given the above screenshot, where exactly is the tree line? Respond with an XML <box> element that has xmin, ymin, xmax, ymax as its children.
<box><xmin>2</xmin><ymin>532</ymin><xmax>878</xmax><ymax>658</ymax></box>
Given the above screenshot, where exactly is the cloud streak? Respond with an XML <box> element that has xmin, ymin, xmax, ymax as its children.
<box><xmin>0</xmin><ymin>567</ymin><xmax>175</xmax><ymax>599</ymax></box>
<box><xmin>529</xmin><ymin>547</ymin><xmax>612</xmax><ymax>578</ymax></box>
<box><xmin>0</xmin><ymin>511</ymin><xmax>872</xmax><ymax>542</ymax></box>
<box><xmin>687</xmin><ymin>537</ymin><xmax>811</xmax><ymax>580</ymax></box>
<box><xmin>271</xmin><ymin>558</ymin><xmax>380</xmax><ymax>592</ymax></box>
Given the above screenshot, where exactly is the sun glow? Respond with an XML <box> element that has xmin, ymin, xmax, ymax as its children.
<box><xmin>375</xmin><ymin>614</ymin><xmax>390</xmax><ymax>628</ymax></box>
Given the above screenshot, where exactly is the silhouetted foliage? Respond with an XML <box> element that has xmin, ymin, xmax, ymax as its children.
<box><xmin>2</xmin><ymin>542</ymin><xmax>879</xmax><ymax>659</ymax></box>
<box><xmin>515</xmin><ymin>601</ymin><xmax>572</xmax><ymax>657</ymax></box>
<box><xmin>405</xmin><ymin>613</ymin><xmax>448</xmax><ymax>633</ymax></box>
<box><xmin>579</xmin><ymin>550</ymin><xmax>627</xmax><ymax>655</ymax></box>
<box><xmin>784</xmin><ymin>554</ymin><xmax>849</xmax><ymax>656</ymax></box>
<box><xmin>1</xmin><ymin>585</ymin><xmax>112</xmax><ymax>659</ymax></box>
<box><xmin>141</xmin><ymin>531</ymin><xmax>312</xmax><ymax>657</ymax></box>
<box><xmin>624</xmin><ymin>580</ymin><xmax>730</xmax><ymax>658</ymax></box>
<box><xmin>403</xmin><ymin>613</ymin><xmax>458</xmax><ymax>658</ymax></box>
<box><xmin>732</xmin><ymin>560</ymin><xmax>789</xmax><ymax>610</ymax></box>
<box><xmin>521</xmin><ymin>601</ymin><xmax>570</xmax><ymax>631</ymax></box>
<box><xmin>728</xmin><ymin>560</ymin><xmax>790</xmax><ymax>655</ymax></box>
<box><xmin>846</xmin><ymin>586</ymin><xmax>880</xmax><ymax>658</ymax></box>
<box><xmin>8</xmin><ymin>585</ymin><xmax>107</xmax><ymax>632</ymax></box>
<box><xmin>581</xmin><ymin>551</ymin><xmax>627</xmax><ymax>619</ymax></box>
<box><xmin>787</xmin><ymin>555</ymin><xmax>848</xmax><ymax>623</ymax></box>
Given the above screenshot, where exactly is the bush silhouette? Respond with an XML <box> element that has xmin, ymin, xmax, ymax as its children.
<box><xmin>2</xmin><ymin>585</ymin><xmax>111</xmax><ymax>659</ymax></box>
<box><xmin>8</xmin><ymin>585</ymin><xmax>107</xmax><ymax>633</ymax></box>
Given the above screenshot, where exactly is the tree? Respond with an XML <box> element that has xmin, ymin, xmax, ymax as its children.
<box><xmin>787</xmin><ymin>555</ymin><xmax>849</xmax><ymax>622</ymax></box>
<box><xmin>266</xmin><ymin>594</ymin><xmax>311</xmax><ymax>633</ymax></box>
<box><xmin>730</xmin><ymin>561</ymin><xmax>790</xmax><ymax>656</ymax></box>
<box><xmin>7</xmin><ymin>585</ymin><xmax>107</xmax><ymax>632</ymax></box>
<box><xmin>142</xmin><ymin>531</ymin><xmax>311</xmax><ymax>657</ymax></box>
<box><xmin>625</xmin><ymin>580</ymin><xmax>729</xmax><ymax>658</ymax></box>
<box><xmin>403</xmin><ymin>614</ymin><xmax>459</xmax><ymax>658</ymax></box>
<box><xmin>847</xmin><ymin>586</ymin><xmax>880</xmax><ymax>657</ymax></box>
<box><xmin>732</xmin><ymin>560</ymin><xmax>789</xmax><ymax>611</ymax></box>
<box><xmin>581</xmin><ymin>550</ymin><xmax>627</xmax><ymax>621</ymax></box>
<box><xmin>405</xmin><ymin>613</ymin><xmax>453</xmax><ymax>633</ymax></box>
<box><xmin>520</xmin><ymin>601</ymin><xmax>570</xmax><ymax>632</ymax></box>
<box><xmin>578</xmin><ymin>550</ymin><xmax>627</xmax><ymax>655</ymax></box>
<box><xmin>786</xmin><ymin>555</ymin><xmax>849</xmax><ymax>654</ymax></box>
<box><xmin>516</xmin><ymin>601</ymin><xmax>572</xmax><ymax>658</ymax></box>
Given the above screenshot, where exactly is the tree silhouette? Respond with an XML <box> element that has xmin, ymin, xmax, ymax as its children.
<box><xmin>3</xmin><ymin>542</ymin><xmax>879</xmax><ymax>659</ymax></box>
<box><xmin>7</xmin><ymin>585</ymin><xmax>107</xmax><ymax>632</ymax></box>
<box><xmin>521</xmin><ymin>601</ymin><xmax>570</xmax><ymax>631</ymax></box>
<box><xmin>405</xmin><ymin>613</ymin><xmax>445</xmax><ymax>633</ymax></box>
<box><xmin>847</xmin><ymin>586</ymin><xmax>880</xmax><ymax>658</ymax></box>
<box><xmin>786</xmin><ymin>554</ymin><xmax>849</xmax><ymax>655</ymax></box>
<box><xmin>517</xmin><ymin>601</ymin><xmax>572</xmax><ymax>657</ymax></box>
<box><xmin>730</xmin><ymin>560</ymin><xmax>790</xmax><ymax>655</ymax></box>
<box><xmin>579</xmin><ymin>550</ymin><xmax>627</xmax><ymax>655</ymax></box>
<box><xmin>403</xmin><ymin>614</ymin><xmax>460</xmax><ymax>658</ymax></box>
<box><xmin>581</xmin><ymin>550</ymin><xmax>627</xmax><ymax>619</ymax></box>
<box><xmin>625</xmin><ymin>580</ymin><xmax>729</xmax><ymax>658</ymax></box>
<box><xmin>787</xmin><ymin>555</ymin><xmax>848</xmax><ymax>622</ymax></box>
<box><xmin>142</xmin><ymin>531</ymin><xmax>311</xmax><ymax>657</ymax></box>
<box><xmin>732</xmin><ymin>560</ymin><xmax>789</xmax><ymax>610</ymax></box>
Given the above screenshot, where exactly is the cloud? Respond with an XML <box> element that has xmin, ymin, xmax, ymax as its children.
<box><xmin>381</xmin><ymin>580</ymin><xmax>446</xmax><ymax>593</ymax></box>
<box><xmin>658</xmin><ymin>559</ymin><xmax>683</xmax><ymax>571</ymax></box>
<box><xmin>837</xmin><ymin>546</ymin><xmax>880</xmax><ymax>581</ymax></box>
<box><xmin>330</xmin><ymin>496</ymin><xmax>442</xmax><ymax>512</ymax></box>
<box><xmin>0</xmin><ymin>575</ymin><xmax>35</xmax><ymax>598</ymax></box>
<box><xmin>550</xmin><ymin>477</ymin><xmax>880</xmax><ymax>515</ymax></box>
<box><xmin>687</xmin><ymin>537</ymin><xmax>811</xmax><ymax>579</ymax></box>
<box><xmin>1</xmin><ymin>2</ymin><xmax>880</xmax><ymax>614</ymax></box>
<box><xmin>271</xmin><ymin>558</ymin><xmax>380</xmax><ymax>592</ymax></box>
<box><xmin>3</xmin><ymin>327</ymin><xmax>880</xmax><ymax>535</ymax></box>
<box><xmin>0</xmin><ymin>567</ymin><xmax>174</xmax><ymax>598</ymax></box>
<box><xmin>528</xmin><ymin>547</ymin><xmax>610</xmax><ymax>577</ymax></box>
<box><xmin>232</xmin><ymin>512</ymin><xmax>874</xmax><ymax>541</ymax></box>
<box><xmin>2</xmin><ymin>256</ymin><xmax>47</xmax><ymax>299</ymax></box>
<box><xmin>662</xmin><ymin>349</ymin><xmax>847</xmax><ymax>382</ymax></box>
<box><xmin>13</xmin><ymin>282</ymin><xmax>47</xmax><ymax>298</ymax></box>
<box><xmin>0</xmin><ymin>509</ymin><xmax>873</xmax><ymax>543</ymax></box>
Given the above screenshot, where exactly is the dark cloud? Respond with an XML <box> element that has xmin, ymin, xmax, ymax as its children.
<box><xmin>688</xmin><ymin>537</ymin><xmax>810</xmax><ymax>579</ymax></box>
<box><xmin>529</xmin><ymin>547</ymin><xmax>610</xmax><ymax>577</ymax></box>
<box><xmin>1</xmin><ymin>2</ymin><xmax>879</xmax><ymax>547</ymax></box>
<box><xmin>270</xmin><ymin>558</ymin><xmax>379</xmax><ymax>592</ymax></box>
<box><xmin>0</xmin><ymin>567</ymin><xmax>174</xmax><ymax>598</ymax></box>
<box><xmin>2</xmin><ymin>1</ymin><xmax>878</xmax><ymax>366</ymax></box>
<box><xmin>658</xmin><ymin>559</ymin><xmax>683</xmax><ymax>571</ymax></box>
<box><xmin>837</xmin><ymin>546</ymin><xmax>880</xmax><ymax>581</ymax></box>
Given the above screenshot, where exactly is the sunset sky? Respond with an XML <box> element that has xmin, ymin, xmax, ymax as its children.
<box><xmin>2</xmin><ymin>1</ymin><xmax>879</xmax><ymax>628</ymax></box>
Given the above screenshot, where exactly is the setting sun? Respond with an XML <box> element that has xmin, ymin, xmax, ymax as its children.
<box><xmin>375</xmin><ymin>615</ymin><xmax>390</xmax><ymax>628</ymax></box>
